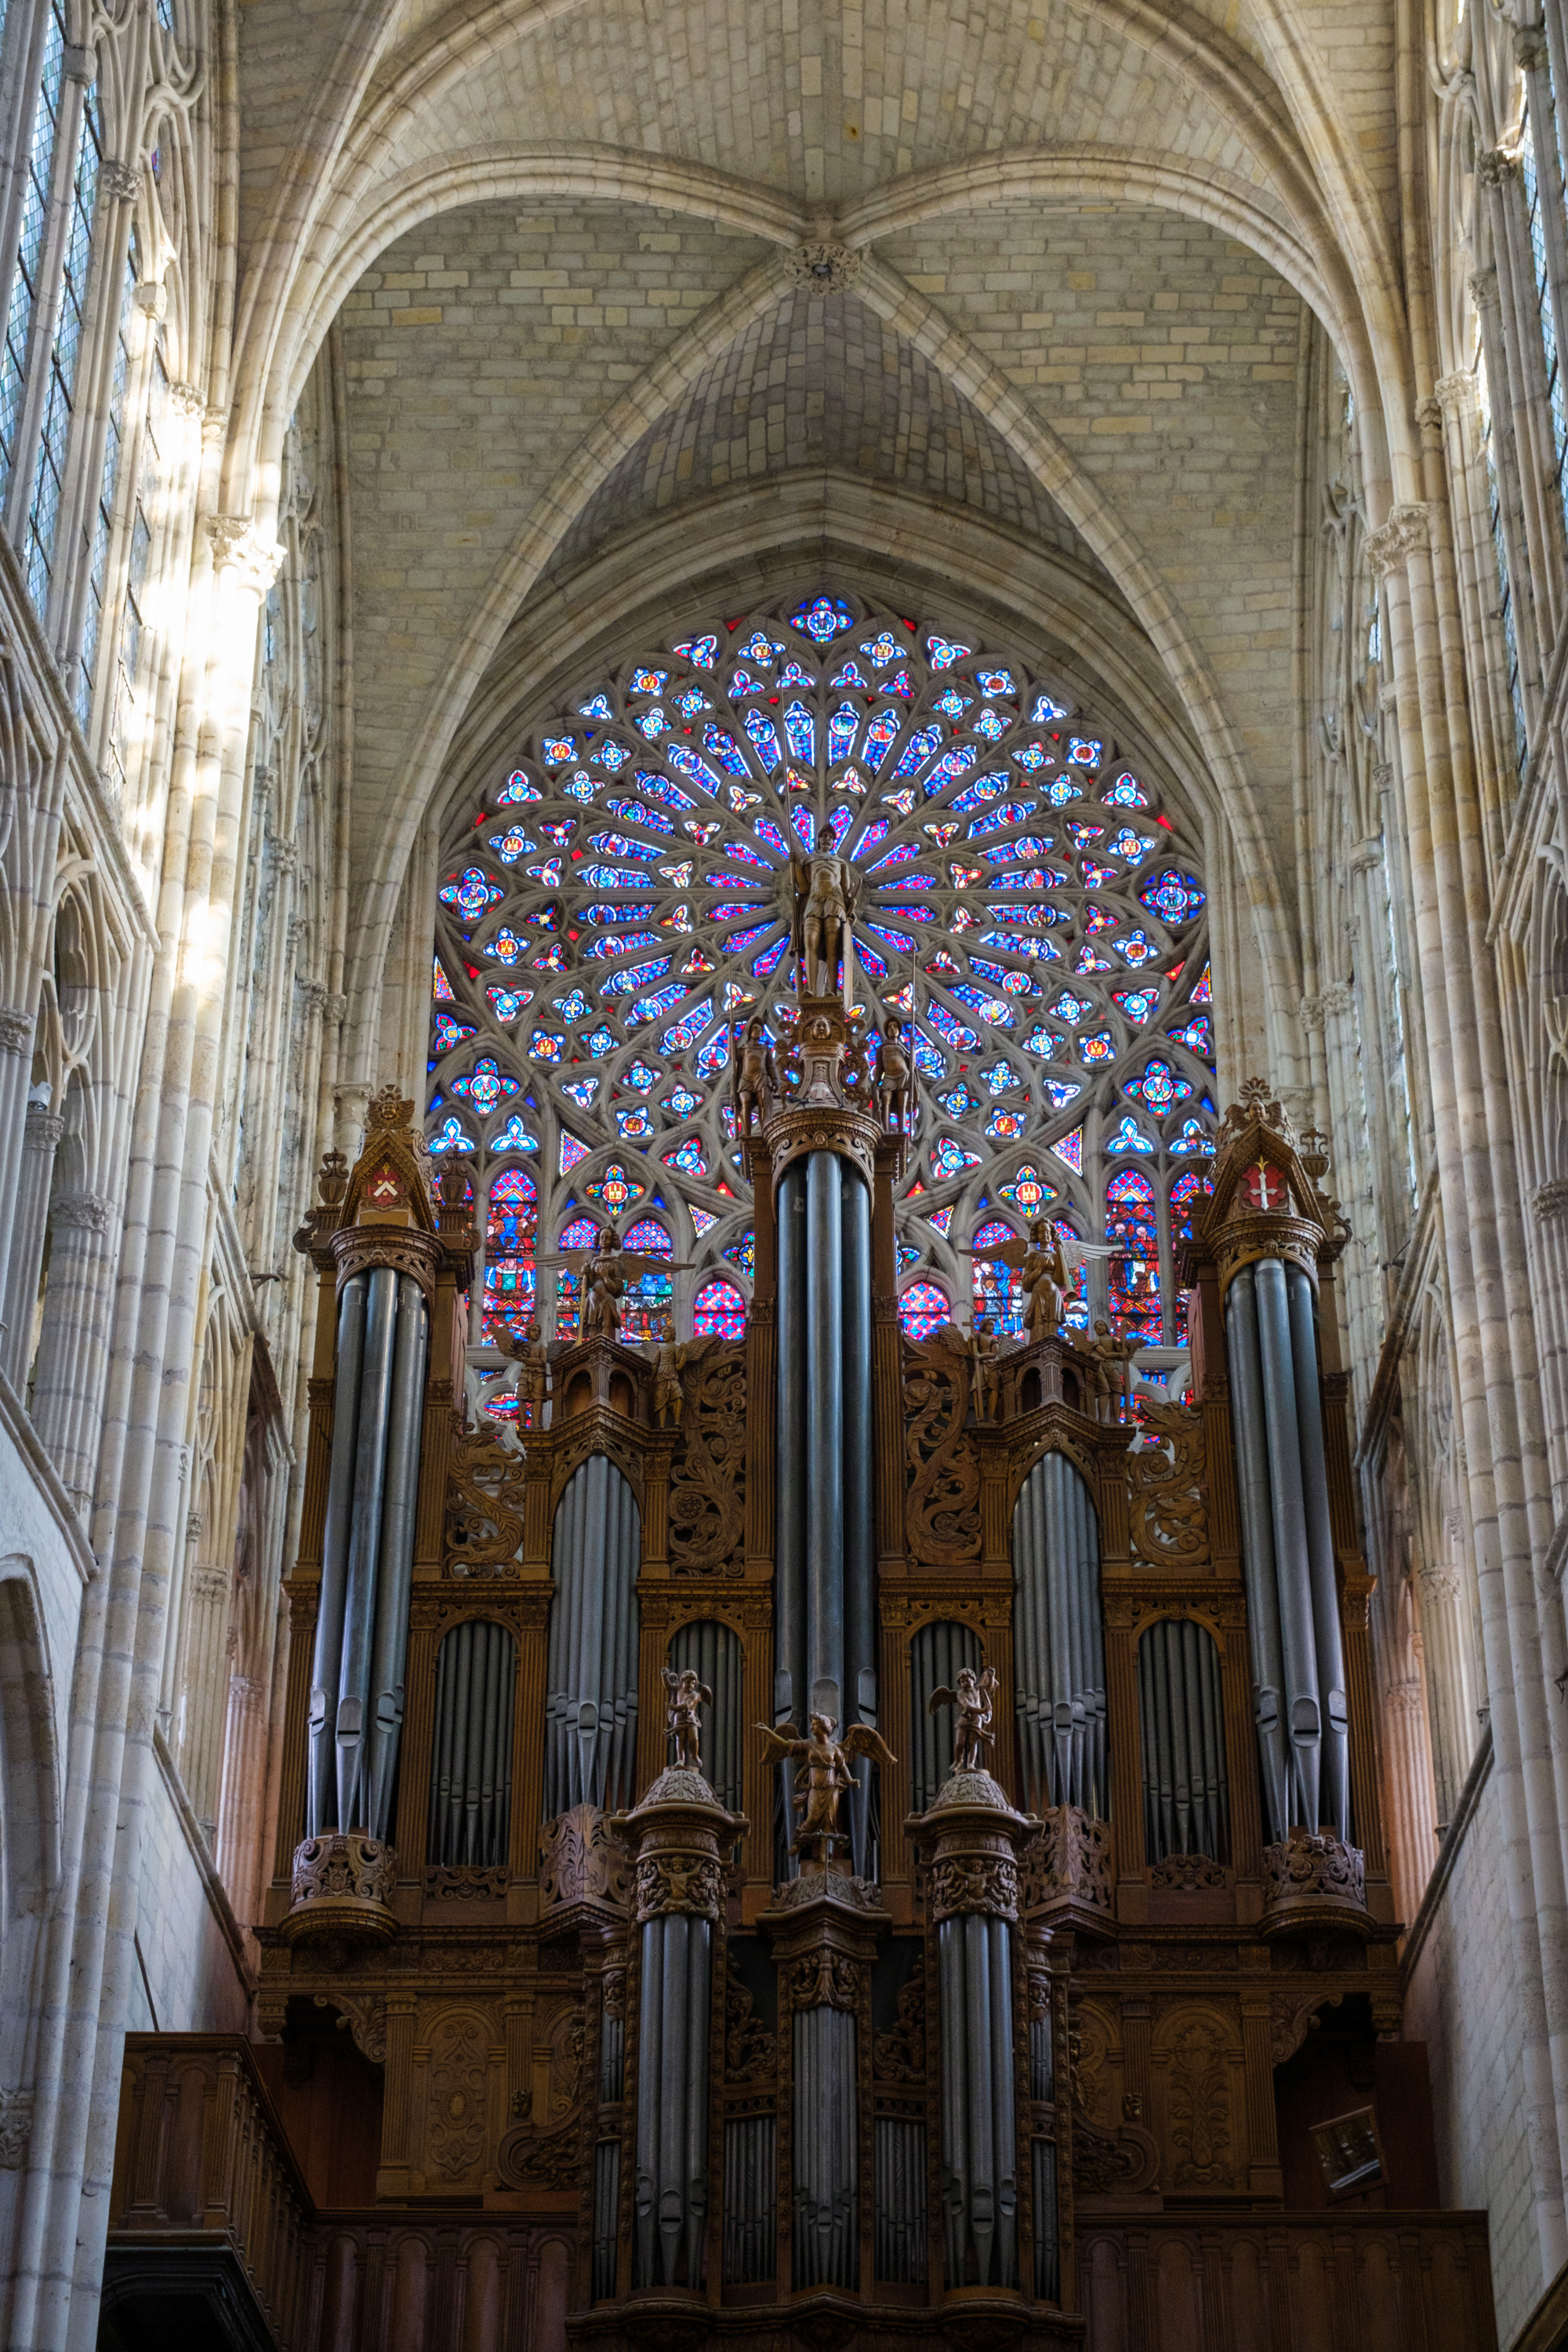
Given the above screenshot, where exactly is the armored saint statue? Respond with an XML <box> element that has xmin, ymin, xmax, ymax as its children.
<box><xmin>789</xmin><ymin>823</ymin><xmax>862</xmax><ymax>1000</ymax></box>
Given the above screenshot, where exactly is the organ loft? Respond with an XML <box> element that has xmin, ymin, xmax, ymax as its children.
<box><xmin>103</xmin><ymin>855</ymin><xmax>1494</xmax><ymax>2351</ymax></box>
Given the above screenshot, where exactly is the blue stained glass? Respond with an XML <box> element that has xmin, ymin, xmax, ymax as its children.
<box><xmin>662</xmin><ymin>1136</ymin><xmax>709</xmax><ymax>1178</ymax></box>
<box><xmin>1114</xmin><ymin>988</ymin><xmax>1161</xmax><ymax>1024</ymax></box>
<box><xmin>928</xmin><ymin>1004</ymin><xmax>980</xmax><ymax>1051</ymax></box>
<box><xmin>861</xmin><ymin>631</ymin><xmax>903</xmax><ymax>666</ymax></box>
<box><xmin>586</xmin><ymin>832</ymin><xmax>656</xmax><ymax>863</ymax></box>
<box><xmin>675</xmin><ymin>633</ymin><xmax>719</xmax><ymax>668</ymax></box>
<box><xmin>1080</xmin><ymin>1029</ymin><xmax>1116</xmax><ymax>1065</ymax></box>
<box><xmin>632</xmin><ymin>771</ymin><xmax>695</xmax><ymax>811</ymax></box>
<box><xmin>543</xmin><ymin>736</ymin><xmax>576</xmax><ymax>763</ymax></box>
<box><xmin>1170</xmin><ymin>1120</ymin><xmax>1215</xmax><ymax>1156</ymax></box>
<box><xmin>440</xmin><ymin>866</ymin><xmax>504</xmax><ymax>923</ymax></box>
<box><xmin>604</xmin><ymin>799</ymin><xmax>673</xmax><ymax>836</ymax></box>
<box><xmin>581</xmin><ymin>864</ymin><xmax>652</xmax><ymax>890</ymax></box>
<box><xmin>831</xmin><ymin>661</ymin><xmax>870</xmax><ymax>689</ymax></box>
<box><xmin>867</xmin><ymin>843</ymin><xmax>918</xmax><ymax>873</ymax></box>
<box><xmin>633</xmin><ymin>982</ymin><xmax>685</xmax><ymax>1024</ymax></box>
<box><xmin>976</xmin><ymin>670</ymin><xmax>1017</xmax><ymax>697</ymax></box>
<box><xmin>429</xmin><ymin>1116</ymin><xmax>475</xmax><ymax>1154</ymax></box>
<box><xmin>855</xmin><ymin>937</ymin><xmax>888</xmax><ymax>978</ymax></box>
<box><xmin>693</xmin><ymin>1278</ymin><xmax>747</xmax><ymax>1340</ymax></box>
<box><xmin>675</xmin><ymin>690</ymin><xmax>711</xmax><ymax>718</ymax></box>
<box><xmin>604</xmin><ymin>957</ymin><xmax>673</xmax><ymax>999</ymax></box>
<box><xmin>1106</xmin><ymin>828</ymin><xmax>1158</xmax><ymax>863</ymax></box>
<box><xmin>561</xmin><ymin>771</ymin><xmax>597</xmax><ymax>803</ymax></box>
<box><xmin>862</xmin><ymin>710</ymin><xmax>901</xmax><ymax>770</ymax></box>
<box><xmin>499</xmin><ymin>771</ymin><xmax>542</xmax><ymax>803</ymax></box>
<box><xmin>1116</xmin><ymin>930</ymin><xmax>1157</xmax><ymax>967</ymax></box>
<box><xmin>666</xmin><ymin>746</ymin><xmax>723</xmax><ymax>794</ymax></box>
<box><xmin>783</xmin><ymin>702</ymin><xmax>815</xmax><ymax>764</ymax></box>
<box><xmin>932</xmin><ymin>1135</ymin><xmax>983</xmax><ymax>1177</ymax></box>
<box><xmin>913</xmin><ymin>1036</ymin><xmax>946</xmax><ymax>1080</ymax></box>
<box><xmin>1031</xmin><ymin>694</ymin><xmax>1069</xmax><ymax>721</ymax></box>
<box><xmin>1044</xmin><ymin>1080</ymin><xmax>1083</xmax><ymax>1109</ymax></box>
<box><xmin>969</xmin><ymin>958</ymin><xmax>1037</xmax><ymax>996</ymax></box>
<box><xmin>779</xmin><ymin>660</ymin><xmax>815</xmax><ymax>691</ymax></box>
<box><xmin>1126</xmin><ymin>1058</ymin><xmax>1192</xmax><ymax>1112</ymax></box>
<box><xmin>630</xmin><ymin>669</ymin><xmax>668</xmax><ymax>695</ymax></box>
<box><xmin>434</xmin><ymin>1013</ymin><xmax>476</xmax><ymax>1054</ymax></box>
<box><xmin>491</xmin><ymin>1114</ymin><xmax>539</xmax><ymax>1154</ymax></box>
<box><xmin>737</xmin><ymin>633</ymin><xmax>781</xmax><ymax>666</ymax></box>
<box><xmin>829</xmin><ymin>703</ymin><xmax>859</xmax><ymax>763</ymax></box>
<box><xmin>984</xmin><ymin>837</ymin><xmax>1054</xmax><ymax>864</ymax></box>
<box><xmin>579</xmin><ymin>694</ymin><xmax>614</xmax><ymax>719</ymax></box>
<box><xmin>980</xmin><ymin>932</ymin><xmax>1062</xmax><ymax>963</ymax></box>
<box><xmin>855</xmin><ymin>818</ymin><xmax>890</xmax><ymax>858</ymax></box>
<box><xmin>550</xmin><ymin>989</ymin><xmax>592</xmax><ymax>1021</ymax></box>
<box><xmin>979</xmin><ymin>1060</ymin><xmax>1021</xmax><ymax>1095</ymax></box>
<box><xmin>1169</xmin><ymin>1011</ymin><xmax>1214</xmax><ymax>1060</ymax></box>
<box><xmin>1138</xmin><ymin>870</ymin><xmax>1206</xmax><ymax>925</ymax></box>
<box><xmin>488</xmin><ymin>984</ymin><xmax>534</xmax><ymax>1021</ymax></box>
<box><xmin>949</xmin><ymin>776</ymin><xmax>1011</xmax><ymax>816</ymax></box>
<box><xmin>561</xmin><ymin>1078</ymin><xmax>599</xmax><ymax>1108</ymax></box>
<box><xmin>791</xmin><ymin>807</ymin><xmax>815</xmax><ymax>852</ymax></box>
<box><xmin>724</xmin><ymin>921</ymin><xmax>780</xmax><ymax>955</ymax></box>
<box><xmin>702</xmin><ymin>724</ymin><xmax>750</xmax><ymax>776</ymax></box>
<box><xmin>950</xmin><ymin>985</ymin><xmax>1014</xmax><ymax>1027</ymax></box>
<box><xmin>971</xmin><ymin>709</ymin><xmax>1010</xmax><ymax>742</ymax></box>
<box><xmin>967</xmin><ymin>802</ymin><xmax>1036</xmax><ymax>839</ymax></box>
<box><xmin>934</xmin><ymin>688</ymin><xmax>972</xmax><ymax>719</ymax></box>
<box><xmin>938</xmin><ymin>1085</ymin><xmax>978</xmax><ymax>1116</ymax></box>
<box><xmin>926</xmin><ymin>635</ymin><xmax>971</xmax><ymax>670</ymax></box>
<box><xmin>714</xmin><ymin>840</ymin><xmax>773</xmax><ymax>872</ymax></box>
<box><xmin>584</xmin><ymin>902</ymin><xmax>656</xmax><ymax>925</ymax></box>
<box><xmin>452</xmin><ymin>1058</ymin><xmax>518</xmax><ymax>1114</ymax></box>
<box><xmin>865</xmin><ymin>924</ymin><xmax>916</xmax><ymax>953</ymax></box>
<box><xmin>1068</xmin><ymin>737</ymin><xmax>1102</xmax><ymax>766</ymax></box>
<box><xmin>899</xmin><ymin>1281</ymin><xmax>952</xmax><ymax>1340</ymax></box>
<box><xmin>1105</xmin><ymin>772</ymin><xmax>1149</xmax><ymax>807</ymax></box>
<box><xmin>1046</xmin><ymin>779</ymin><xmax>1084</xmax><ymax>807</ymax></box>
<box><xmin>754</xmin><ymin>816</ymin><xmax>789</xmax><ymax>859</ymax></box>
<box><xmin>791</xmin><ymin>594</ymin><xmax>855</xmax><ymax>643</ymax></box>
<box><xmin>696</xmin><ymin>1027</ymin><xmax>731</xmax><ymax>1075</ymax></box>
<box><xmin>489</xmin><ymin>827</ymin><xmax>534</xmax><ymax>862</ymax></box>
<box><xmin>1011</xmin><ymin>742</ymin><xmax>1050</xmax><ymax>771</ymax></box>
<box><xmin>593</xmin><ymin>742</ymin><xmax>630</xmax><ymax>771</ymax></box>
<box><xmin>891</xmin><ymin>724</ymin><xmax>942</xmax><ymax>781</ymax></box>
<box><xmin>662</xmin><ymin>996</ymin><xmax>716</xmax><ymax>1052</ymax></box>
<box><xmin>1107</xmin><ymin>1115</ymin><xmax>1156</xmax><ymax>1154</ymax></box>
<box><xmin>925</xmin><ymin>746</ymin><xmax>979</xmax><ymax>793</ymax></box>
<box><xmin>744</xmin><ymin>709</ymin><xmax>782</xmax><ymax>770</ymax></box>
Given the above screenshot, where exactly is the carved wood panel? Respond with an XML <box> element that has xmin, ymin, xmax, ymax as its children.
<box><xmin>902</xmin><ymin>1329</ymin><xmax>981</xmax><ymax>1566</ymax></box>
<box><xmin>668</xmin><ymin>1338</ymin><xmax>746</xmax><ymax>1577</ymax></box>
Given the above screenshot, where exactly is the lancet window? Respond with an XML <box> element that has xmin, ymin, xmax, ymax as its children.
<box><xmin>429</xmin><ymin>593</ymin><xmax>1214</xmax><ymax>1397</ymax></box>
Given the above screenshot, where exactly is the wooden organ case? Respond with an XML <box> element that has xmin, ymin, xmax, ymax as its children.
<box><xmin>219</xmin><ymin>1067</ymin><xmax>1499</xmax><ymax>2352</ymax></box>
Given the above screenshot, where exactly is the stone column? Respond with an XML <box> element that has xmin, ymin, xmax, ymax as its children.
<box><xmin>0</xmin><ymin>1100</ymin><xmax>61</xmax><ymax>1389</ymax></box>
<box><xmin>29</xmin><ymin>1188</ymin><xmax>119</xmax><ymax>1508</ymax></box>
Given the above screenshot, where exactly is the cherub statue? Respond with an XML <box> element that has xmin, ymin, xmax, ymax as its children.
<box><xmin>754</xmin><ymin>1714</ymin><xmax>897</xmax><ymax>1863</ymax></box>
<box><xmin>969</xmin><ymin>1316</ymin><xmax>1001</xmax><ymax>1423</ymax></box>
<box><xmin>733</xmin><ymin>1015</ymin><xmax>777</xmax><ymax>1133</ymax></box>
<box><xmin>927</xmin><ymin>1663</ymin><xmax>1001</xmax><ymax>1776</ymax></box>
<box><xmin>652</xmin><ymin>1312</ymin><xmax>688</xmax><ymax>1429</ymax></box>
<box><xmin>1084</xmin><ymin>1318</ymin><xmax>1140</xmax><ymax>1422</ymax></box>
<box><xmin>880</xmin><ymin>1018</ymin><xmax>913</xmax><ymax>1134</ymax></box>
<box><xmin>665</xmin><ymin>1665</ymin><xmax>712</xmax><ymax>1772</ymax></box>
<box><xmin>502</xmin><ymin>1313</ymin><xmax>550</xmax><ymax>1425</ymax></box>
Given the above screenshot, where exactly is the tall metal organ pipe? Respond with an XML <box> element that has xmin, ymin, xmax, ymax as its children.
<box><xmin>793</xmin><ymin>2005</ymin><xmax>858</xmax><ymax>2288</ymax></box>
<box><xmin>1224</xmin><ymin>1258</ymin><xmax>1349</xmax><ymax>1841</ymax></box>
<box><xmin>545</xmin><ymin>1456</ymin><xmax>641</xmax><ymax>1820</ymax></box>
<box><xmin>633</xmin><ymin>1912</ymin><xmax>712</xmax><ymax>2288</ymax></box>
<box><xmin>306</xmin><ymin>1265</ymin><xmax>429</xmax><ymax>1840</ymax></box>
<box><xmin>773</xmin><ymin>1150</ymin><xmax>875</xmax><ymax>1865</ymax></box>
<box><xmin>938</xmin><ymin>1914</ymin><xmax>1018</xmax><ymax>2288</ymax></box>
<box><xmin>1013</xmin><ymin>1452</ymin><xmax>1107</xmax><ymax>1816</ymax></box>
<box><xmin>428</xmin><ymin>1621</ymin><xmax>517</xmax><ymax>1867</ymax></box>
<box><xmin>1137</xmin><ymin>1618</ymin><xmax>1229</xmax><ymax>1863</ymax></box>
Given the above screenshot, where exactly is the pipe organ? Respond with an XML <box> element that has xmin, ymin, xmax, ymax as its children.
<box><xmin>249</xmin><ymin>1054</ymin><xmax>1479</xmax><ymax>2352</ymax></box>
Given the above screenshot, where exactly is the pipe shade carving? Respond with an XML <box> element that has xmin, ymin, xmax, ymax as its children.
<box><xmin>1013</xmin><ymin>1451</ymin><xmax>1107</xmax><ymax>1815</ymax></box>
<box><xmin>1225</xmin><ymin>1259</ymin><xmax>1349</xmax><ymax>1841</ymax></box>
<box><xmin>307</xmin><ymin>1265</ymin><xmax>429</xmax><ymax>1839</ymax></box>
<box><xmin>427</xmin><ymin>1620</ymin><xmax>517</xmax><ymax>1868</ymax></box>
<box><xmin>546</xmin><ymin>1456</ymin><xmax>641</xmax><ymax>1820</ymax></box>
<box><xmin>1136</xmin><ymin>1618</ymin><xmax>1230</xmax><ymax>1864</ymax></box>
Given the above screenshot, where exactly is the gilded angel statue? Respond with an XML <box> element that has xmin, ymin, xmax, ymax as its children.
<box><xmin>754</xmin><ymin>1713</ymin><xmax>897</xmax><ymax>1862</ymax></box>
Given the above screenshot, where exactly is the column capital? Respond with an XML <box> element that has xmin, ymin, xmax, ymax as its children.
<box><xmin>1365</xmin><ymin>503</ymin><xmax>1431</xmax><ymax>575</ymax></box>
<box><xmin>205</xmin><ymin>515</ymin><xmax>285</xmax><ymax>594</ymax></box>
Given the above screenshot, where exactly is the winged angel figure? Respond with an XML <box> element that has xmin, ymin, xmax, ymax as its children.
<box><xmin>755</xmin><ymin>1714</ymin><xmax>897</xmax><ymax>1862</ymax></box>
<box><xmin>927</xmin><ymin>1663</ymin><xmax>1000</xmax><ymax>1776</ymax></box>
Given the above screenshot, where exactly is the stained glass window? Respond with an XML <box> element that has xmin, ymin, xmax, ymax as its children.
<box><xmin>430</xmin><ymin>593</ymin><xmax>1214</xmax><ymax>1370</ymax></box>
<box><xmin>1</xmin><ymin>2</ymin><xmax>67</xmax><ymax>496</ymax></box>
<box><xmin>693</xmin><ymin>1277</ymin><xmax>746</xmax><ymax>1340</ymax></box>
<box><xmin>24</xmin><ymin>53</ymin><xmax>101</xmax><ymax>615</ymax></box>
<box><xmin>482</xmin><ymin>1167</ymin><xmax>537</xmax><ymax>1345</ymax></box>
<box><xmin>971</xmin><ymin>1217</ymin><xmax>1024</xmax><ymax>1335</ymax></box>
<box><xmin>1107</xmin><ymin>1169</ymin><xmax>1161</xmax><ymax>1345</ymax></box>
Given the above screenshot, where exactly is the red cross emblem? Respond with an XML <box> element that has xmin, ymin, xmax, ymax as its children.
<box><xmin>1242</xmin><ymin>1160</ymin><xmax>1287</xmax><ymax>1212</ymax></box>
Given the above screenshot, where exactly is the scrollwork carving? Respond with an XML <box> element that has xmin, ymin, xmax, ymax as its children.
<box><xmin>873</xmin><ymin>1978</ymin><xmax>925</xmax><ymax>2082</ymax></box>
<box><xmin>446</xmin><ymin>1419</ymin><xmax>527</xmax><ymax>1576</ymax></box>
<box><xmin>634</xmin><ymin>1850</ymin><xmax>724</xmax><ymax>1922</ymax></box>
<box><xmin>423</xmin><ymin>1864</ymin><xmax>509</xmax><ymax>1901</ymax></box>
<box><xmin>785</xmin><ymin>1948</ymin><xmax>862</xmax><ymax>2011</ymax></box>
<box><xmin>1018</xmin><ymin>1806</ymin><xmax>1114</xmax><ymax>1918</ymax></box>
<box><xmin>902</xmin><ymin>1328</ymin><xmax>981</xmax><ymax>1565</ymax></box>
<box><xmin>1166</xmin><ymin>2018</ymin><xmax>1232</xmax><ymax>2188</ymax></box>
<box><xmin>725</xmin><ymin>1957</ymin><xmax>777</xmax><ymax>2082</ymax></box>
<box><xmin>668</xmin><ymin>1338</ymin><xmax>746</xmax><ymax>1576</ymax></box>
<box><xmin>313</xmin><ymin>1994</ymin><xmax>387</xmax><ymax>2064</ymax></box>
<box><xmin>1149</xmin><ymin>1851</ymin><xmax>1228</xmax><ymax>1892</ymax></box>
<box><xmin>927</xmin><ymin>1851</ymin><xmax>1018</xmax><ymax>1923</ymax></box>
<box><xmin>1127</xmin><ymin>1400</ymin><xmax>1209</xmax><ymax>1564</ymax></box>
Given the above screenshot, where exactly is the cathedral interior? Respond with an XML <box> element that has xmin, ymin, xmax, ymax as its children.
<box><xmin>2</xmin><ymin>0</ymin><xmax>1568</xmax><ymax>2346</ymax></box>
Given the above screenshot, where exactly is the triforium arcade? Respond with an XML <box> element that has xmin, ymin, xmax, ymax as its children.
<box><xmin>103</xmin><ymin>839</ymin><xmax>1493</xmax><ymax>2350</ymax></box>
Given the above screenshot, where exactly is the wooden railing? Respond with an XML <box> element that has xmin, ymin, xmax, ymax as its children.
<box><xmin>106</xmin><ymin>2036</ymin><xmax>572</xmax><ymax>2350</ymax></box>
<box><xmin>110</xmin><ymin>2036</ymin><xmax>316</xmax><ymax>2350</ymax></box>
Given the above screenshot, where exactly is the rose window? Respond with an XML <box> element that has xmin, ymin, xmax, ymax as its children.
<box><xmin>429</xmin><ymin>592</ymin><xmax>1216</xmax><ymax>1410</ymax></box>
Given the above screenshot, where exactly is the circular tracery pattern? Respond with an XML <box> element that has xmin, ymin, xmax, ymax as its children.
<box><xmin>429</xmin><ymin>591</ymin><xmax>1217</xmax><ymax>1392</ymax></box>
